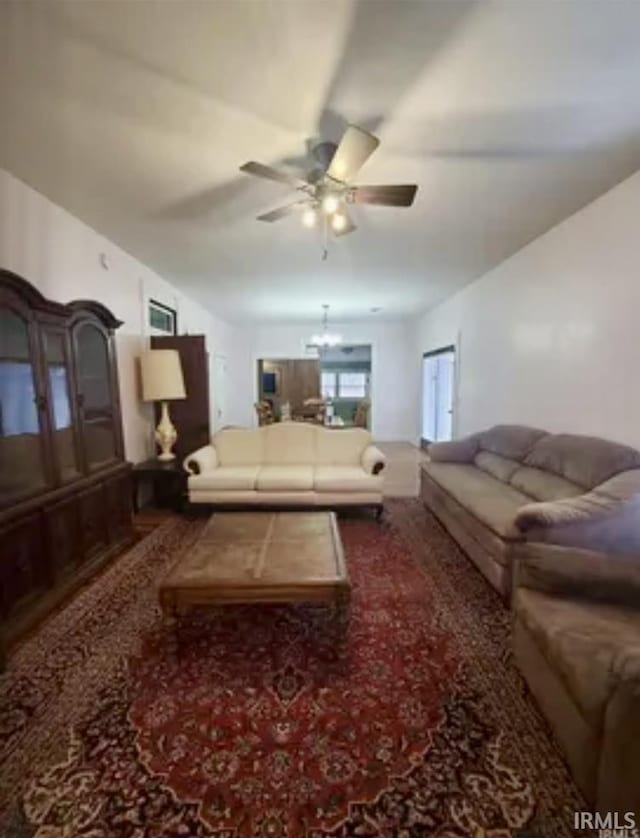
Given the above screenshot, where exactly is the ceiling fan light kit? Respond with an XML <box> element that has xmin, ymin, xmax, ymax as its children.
<box><xmin>240</xmin><ymin>124</ymin><xmax>418</xmax><ymax>254</ymax></box>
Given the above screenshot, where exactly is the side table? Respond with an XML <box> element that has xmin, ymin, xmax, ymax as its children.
<box><xmin>132</xmin><ymin>459</ymin><xmax>188</xmax><ymax>513</ymax></box>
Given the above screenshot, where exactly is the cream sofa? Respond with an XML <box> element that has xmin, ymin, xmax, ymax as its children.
<box><xmin>183</xmin><ymin>422</ymin><xmax>386</xmax><ymax>512</ymax></box>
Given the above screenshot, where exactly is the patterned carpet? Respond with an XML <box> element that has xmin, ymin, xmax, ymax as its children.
<box><xmin>0</xmin><ymin>501</ymin><xmax>584</xmax><ymax>837</ymax></box>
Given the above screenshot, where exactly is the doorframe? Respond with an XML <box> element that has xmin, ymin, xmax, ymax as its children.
<box><xmin>420</xmin><ymin>343</ymin><xmax>457</xmax><ymax>448</ymax></box>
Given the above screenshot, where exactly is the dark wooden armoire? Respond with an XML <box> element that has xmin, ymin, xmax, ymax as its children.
<box><xmin>150</xmin><ymin>334</ymin><xmax>210</xmax><ymax>460</ymax></box>
<box><xmin>0</xmin><ymin>269</ymin><xmax>133</xmax><ymax>655</ymax></box>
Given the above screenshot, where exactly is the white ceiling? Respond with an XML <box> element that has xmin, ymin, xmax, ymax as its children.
<box><xmin>1</xmin><ymin>0</ymin><xmax>639</xmax><ymax>323</ymax></box>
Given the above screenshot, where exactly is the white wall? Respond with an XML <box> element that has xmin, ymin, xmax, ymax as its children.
<box><xmin>416</xmin><ymin>170</ymin><xmax>640</xmax><ymax>449</ymax></box>
<box><xmin>232</xmin><ymin>321</ymin><xmax>417</xmax><ymax>441</ymax></box>
<box><xmin>0</xmin><ymin>168</ymin><xmax>237</xmax><ymax>462</ymax></box>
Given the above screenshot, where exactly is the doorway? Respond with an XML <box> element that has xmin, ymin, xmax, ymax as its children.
<box><xmin>213</xmin><ymin>353</ymin><xmax>228</xmax><ymax>431</ymax></box>
<box><xmin>421</xmin><ymin>346</ymin><xmax>455</xmax><ymax>444</ymax></box>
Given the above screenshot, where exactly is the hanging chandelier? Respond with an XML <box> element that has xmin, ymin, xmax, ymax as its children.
<box><xmin>309</xmin><ymin>304</ymin><xmax>342</xmax><ymax>347</ymax></box>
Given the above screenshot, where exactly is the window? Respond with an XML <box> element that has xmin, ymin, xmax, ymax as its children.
<box><xmin>149</xmin><ymin>299</ymin><xmax>177</xmax><ymax>335</ymax></box>
<box><xmin>321</xmin><ymin>371</ymin><xmax>368</xmax><ymax>399</ymax></box>
<box><xmin>321</xmin><ymin>371</ymin><xmax>337</xmax><ymax>399</ymax></box>
<box><xmin>338</xmin><ymin>372</ymin><xmax>367</xmax><ymax>399</ymax></box>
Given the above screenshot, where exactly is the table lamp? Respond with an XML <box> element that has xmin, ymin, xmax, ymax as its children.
<box><xmin>140</xmin><ymin>349</ymin><xmax>186</xmax><ymax>461</ymax></box>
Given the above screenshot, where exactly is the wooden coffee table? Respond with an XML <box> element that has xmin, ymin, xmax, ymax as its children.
<box><xmin>159</xmin><ymin>511</ymin><xmax>350</xmax><ymax>632</ymax></box>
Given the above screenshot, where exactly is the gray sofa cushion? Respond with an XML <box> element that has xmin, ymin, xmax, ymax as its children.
<box><xmin>514</xmin><ymin>588</ymin><xmax>640</xmax><ymax>727</ymax></box>
<box><xmin>423</xmin><ymin>461</ymin><xmax>530</xmax><ymax>540</ymax></box>
<box><xmin>474</xmin><ymin>451</ymin><xmax>521</xmax><ymax>483</ymax></box>
<box><xmin>510</xmin><ymin>466</ymin><xmax>584</xmax><ymax>502</ymax></box>
<box><xmin>479</xmin><ymin>425</ymin><xmax>548</xmax><ymax>460</ymax></box>
<box><xmin>428</xmin><ymin>436</ymin><xmax>479</xmax><ymax>463</ymax></box>
<box><xmin>525</xmin><ymin>434</ymin><xmax>640</xmax><ymax>490</ymax></box>
<box><xmin>596</xmin><ymin>469</ymin><xmax>640</xmax><ymax>501</ymax></box>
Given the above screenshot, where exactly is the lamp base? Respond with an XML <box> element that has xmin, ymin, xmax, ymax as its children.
<box><xmin>155</xmin><ymin>401</ymin><xmax>178</xmax><ymax>462</ymax></box>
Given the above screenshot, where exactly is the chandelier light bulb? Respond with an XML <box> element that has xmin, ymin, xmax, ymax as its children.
<box><xmin>322</xmin><ymin>194</ymin><xmax>340</xmax><ymax>215</ymax></box>
<box><xmin>302</xmin><ymin>207</ymin><xmax>317</xmax><ymax>228</ymax></box>
<box><xmin>332</xmin><ymin>212</ymin><xmax>347</xmax><ymax>232</ymax></box>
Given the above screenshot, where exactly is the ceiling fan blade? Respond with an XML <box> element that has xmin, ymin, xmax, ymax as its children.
<box><xmin>240</xmin><ymin>161</ymin><xmax>307</xmax><ymax>189</ymax></box>
<box><xmin>351</xmin><ymin>184</ymin><xmax>418</xmax><ymax>207</ymax></box>
<box><xmin>257</xmin><ymin>200</ymin><xmax>310</xmax><ymax>222</ymax></box>
<box><xmin>326</xmin><ymin>125</ymin><xmax>380</xmax><ymax>183</ymax></box>
<box><xmin>332</xmin><ymin>208</ymin><xmax>357</xmax><ymax>238</ymax></box>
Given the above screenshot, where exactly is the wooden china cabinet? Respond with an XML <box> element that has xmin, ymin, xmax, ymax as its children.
<box><xmin>0</xmin><ymin>269</ymin><xmax>133</xmax><ymax>657</ymax></box>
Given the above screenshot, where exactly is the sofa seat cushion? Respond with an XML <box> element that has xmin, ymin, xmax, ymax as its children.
<box><xmin>189</xmin><ymin>466</ymin><xmax>259</xmax><ymax>491</ymax></box>
<box><xmin>256</xmin><ymin>465</ymin><xmax>314</xmax><ymax>491</ymax></box>
<box><xmin>423</xmin><ymin>462</ymin><xmax>530</xmax><ymax>540</ymax></box>
<box><xmin>510</xmin><ymin>466</ymin><xmax>584</xmax><ymax>501</ymax></box>
<box><xmin>314</xmin><ymin>466</ymin><xmax>382</xmax><ymax>493</ymax></box>
<box><xmin>514</xmin><ymin>588</ymin><xmax>640</xmax><ymax>727</ymax></box>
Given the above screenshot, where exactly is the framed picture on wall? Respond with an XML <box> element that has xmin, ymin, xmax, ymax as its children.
<box><xmin>148</xmin><ymin>299</ymin><xmax>177</xmax><ymax>336</ymax></box>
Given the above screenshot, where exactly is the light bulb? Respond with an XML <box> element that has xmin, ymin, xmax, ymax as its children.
<box><xmin>332</xmin><ymin>212</ymin><xmax>347</xmax><ymax>232</ymax></box>
<box><xmin>302</xmin><ymin>207</ymin><xmax>317</xmax><ymax>228</ymax></box>
<box><xmin>322</xmin><ymin>194</ymin><xmax>340</xmax><ymax>215</ymax></box>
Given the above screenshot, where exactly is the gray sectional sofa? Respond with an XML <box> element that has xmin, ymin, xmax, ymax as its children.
<box><xmin>421</xmin><ymin>425</ymin><xmax>640</xmax><ymax>599</ymax></box>
<box><xmin>421</xmin><ymin>425</ymin><xmax>640</xmax><ymax>816</ymax></box>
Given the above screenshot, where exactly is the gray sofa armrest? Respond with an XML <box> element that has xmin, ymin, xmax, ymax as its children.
<box><xmin>361</xmin><ymin>445</ymin><xmax>386</xmax><ymax>475</ymax></box>
<box><xmin>515</xmin><ymin>492</ymin><xmax>640</xmax><ymax>554</ymax></box>
<box><xmin>511</xmin><ymin>541</ymin><xmax>640</xmax><ymax>608</ymax></box>
<box><xmin>515</xmin><ymin>492</ymin><xmax>617</xmax><ymax>531</ymax></box>
<box><xmin>428</xmin><ymin>436</ymin><xmax>479</xmax><ymax>463</ymax></box>
<box><xmin>183</xmin><ymin>444</ymin><xmax>218</xmax><ymax>475</ymax></box>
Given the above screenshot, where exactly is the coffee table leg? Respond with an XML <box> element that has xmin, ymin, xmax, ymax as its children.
<box><xmin>335</xmin><ymin>588</ymin><xmax>351</xmax><ymax>636</ymax></box>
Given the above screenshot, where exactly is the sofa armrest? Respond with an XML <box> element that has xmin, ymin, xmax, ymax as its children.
<box><xmin>361</xmin><ymin>445</ymin><xmax>386</xmax><ymax>475</ymax></box>
<box><xmin>428</xmin><ymin>436</ymin><xmax>479</xmax><ymax>463</ymax></box>
<box><xmin>515</xmin><ymin>492</ymin><xmax>617</xmax><ymax>532</ymax></box>
<box><xmin>511</xmin><ymin>542</ymin><xmax>640</xmax><ymax>608</ymax></box>
<box><xmin>183</xmin><ymin>445</ymin><xmax>218</xmax><ymax>475</ymax></box>
<box><xmin>515</xmin><ymin>491</ymin><xmax>640</xmax><ymax>554</ymax></box>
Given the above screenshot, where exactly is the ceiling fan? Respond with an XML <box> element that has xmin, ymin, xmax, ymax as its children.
<box><xmin>239</xmin><ymin>125</ymin><xmax>418</xmax><ymax>238</ymax></box>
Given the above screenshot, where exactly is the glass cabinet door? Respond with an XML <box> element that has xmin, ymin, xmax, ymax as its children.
<box><xmin>0</xmin><ymin>307</ymin><xmax>48</xmax><ymax>503</ymax></box>
<box><xmin>43</xmin><ymin>329</ymin><xmax>81</xmax><ymax>483</ymax></box>
<box><xmin>74</xmin><ymin>322</ymin><xmax>117</xmax><ymax>469</ymax></box>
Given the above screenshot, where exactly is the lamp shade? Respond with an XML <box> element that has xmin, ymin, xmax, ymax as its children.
<box><xmin>140</xmin><ymin>349</ymin><xmax>186</xmax><ymax>402</ymax></box>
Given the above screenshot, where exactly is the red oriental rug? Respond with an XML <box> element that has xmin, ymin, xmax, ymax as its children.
<box><xmin>0</xmin><ymin>501</ymin><xmax>584</xmax><ymax>836</ymax></box>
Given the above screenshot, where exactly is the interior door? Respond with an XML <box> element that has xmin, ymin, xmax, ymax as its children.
<box><xmin>151</xmin><ymin>335</ymin><xmax>210</xmax><ymax>460</ymax></box>
<box><xmin>421</xmin><ymin>346</ymin><xmax>456</xmax><ymax>444</ymax></box>
<box><xmin>213</xmin><ymin>353</ymin><xmax>227</xmax><ymax>431</ymax></box>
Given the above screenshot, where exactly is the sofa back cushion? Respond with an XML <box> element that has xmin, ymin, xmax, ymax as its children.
<box><xmin>596</xmin><ymin>469</ymin><xmax>640</xmax><ymax>501</ymax></box>
<box><xmin>263</xmin><ymin>422</ymin><xmax>318</xmax><ymax>465</ymax></box>
<box><xmin>479</xmin><ymin>425</ymin><xmax>547</xmax><ymax>461</ymax></box>
<box><xmin>214</xmin><ymin>428</ymin><xmax>264</xmax><ymax>466</ymax></box>
<box><xmin>509</xmin><ymin>466</ymin><xmax>584</xmax><ymax>501</ymax></box>
<box><xmin>316</xmin><ymin>427</ymin><xmax>371</xmax><ymax>465</ymax></box>
<box><xmin>474</xmin><ymin>451</ymin><xmax>520</xmax><ymax>483</ymax></box>
<box><xmin>525</xmin><ymin>434</ymin><xmax>640</xmax><ymax>489</ymax></box>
